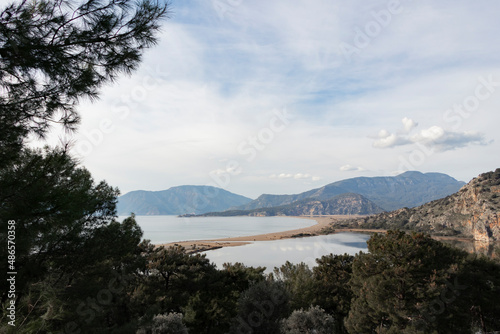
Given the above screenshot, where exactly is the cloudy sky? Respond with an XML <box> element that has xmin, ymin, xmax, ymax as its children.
<box><xmin>21</xmin><ymin>0</ymin><xmax>500</xmax><ymax>198</ymax></box>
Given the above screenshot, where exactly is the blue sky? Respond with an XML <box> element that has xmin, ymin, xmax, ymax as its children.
<box><xmin>17</xmin><ymin>0</ymin><xmax>500</xmax><ymax>198</ymax></box>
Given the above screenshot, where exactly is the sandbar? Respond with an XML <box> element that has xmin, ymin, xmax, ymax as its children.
<box><xmin>158</xmin><ymin>215</ymin><xmax>373</xmax><ymax>253</ymax></box>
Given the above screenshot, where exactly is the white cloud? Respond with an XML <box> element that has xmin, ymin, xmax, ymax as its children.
<box><xmin>378</xmin><ymin>129</ymin><xmax>391</xmax><ymax>139</ymax></box>
<box><xmin>373</xmin><ymin>133</ymin><xmax>411</xmax><ymax>148</ymax></box>
<box><xmin>411</xmin><ymin>126</ymin><xmax>489</xmax><ymax>152</ymax></box>
<box><xmin>372</xmin><ymin>117</ymin><xmax>418</xmax><ymax>148</ymax></box>
<box><xmin>270</xmin><ymin>173</ymin><xmax>321</xmax><ymax>182</ymax></box>
<box><xmin>415</xmin><ymin>126</ymin><xmax>445</xmax><ymax>142</ymax></box>
<box><xmin>373</xmin><ymin>121</ymin><xmax>490</xmax><ymax>152</ymax></box>
<box><xmin>340</xmin><ymin>164</ymin><xmax>365</xmax><ymax>172</ymax></box>
<box><xmin>210</xmin><ymin>165</ymin><xmax>242</xmax><ymax>177</ymax></box>
<box><xmin>402</xmin><ymin>117</ymin><xmax>418</xmax><ymax>133</ymax></box>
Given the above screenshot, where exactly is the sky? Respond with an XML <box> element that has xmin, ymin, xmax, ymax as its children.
<box><xmin>11</xmin><ymin>0</ymin><xmax>500</xmax><ymax>199</ymax></box>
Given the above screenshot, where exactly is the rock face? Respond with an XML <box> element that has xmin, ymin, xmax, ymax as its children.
<box><xmin>202</xmin><ymin>193</ymin><xmax>384</xmax><ymax>217</ymax></box>
<box><xmin>280</xmin><ymin>193</ymin><xmax>385</xmax><ymax>216</ymax></box>
<box><xmin>345</xmin><ymin>169</ymin><xmax>500</xmax><ymax>243</ymax></box>
<box><xmin>235</xmin><ymin>171</ymin><xmax>465</xmax><ymax>212</ymax></box>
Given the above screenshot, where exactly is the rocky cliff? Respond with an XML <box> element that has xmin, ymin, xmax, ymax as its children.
<box><xmin>340</xmin><ymin>169</ymin><xmax>500</xmax><ymax>243</ymax></box>
<box><xmin>201</xmin><ymin>193</ymin><xmax>384</xmax><ymax>217</ymax></box>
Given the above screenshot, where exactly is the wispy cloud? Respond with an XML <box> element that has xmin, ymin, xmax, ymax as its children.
<box><xmin>411</xmin><ymin>126</ymin><xmax>489</xmax><ymax>152</ymax></box>
<box><xmin>373</xmin><ymin>117</ymin><xmax>490</xmax><ymax>152</ymax></box>
<box><xmin>21</xmin><ymin>0</ymin><xmax>500</xmax><ymax>197</ymax></box>
<box><xmin>340</xmin><ymin>165</ymin><xmax>365</xmax><ymax>172</ymax></box>
<box><xmin>270</xmin><ymin>173</ymin><xmax>321</xmax><ymax>182</ymax></box>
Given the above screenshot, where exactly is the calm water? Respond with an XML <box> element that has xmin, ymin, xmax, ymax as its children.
<box><xmin>122</xmin><ymin>215</ymin><xmax>316</xmax><ymax>244</ymax></box>
<box><xmin>202</xmin><ymin>232</ymin><xmax>370</xmax><ymax>273</ymax></box>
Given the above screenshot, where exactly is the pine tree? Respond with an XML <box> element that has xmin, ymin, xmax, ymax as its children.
<box><xmin>0</xmin><ymin>1</ymin><xmax>169</xmax><ymax>331</ymax></box>
<box><xmin>0</xmin><ymin>0</ymin><xmax>168</xmax><ymax>164</ymax></box>
<box><xmin>313</xmin><ymin>253</ymin><xmax>354</xmax><ymax>333</ymax></box>
<box><xmin>344</xmin><ymin>230</ymin><xmax>498</xmax><ymax>333</ymax></box>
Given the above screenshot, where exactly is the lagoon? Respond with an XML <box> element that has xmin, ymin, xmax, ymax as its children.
<box><xmin>124</xmin><ymin>215</ymin><xmax>316</xmax><ymax>244</ymax></box>
<box><xmin>126</xmin><ymin>215</ymin><xmax>370</xmax><ymax>272</ymax></box>
<box><xmin>202</xmin><ymin>232</ymin><xmax>370</xmax><ymax>273</ymax></box>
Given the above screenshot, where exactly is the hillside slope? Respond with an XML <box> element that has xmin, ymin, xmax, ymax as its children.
<box><xmin>202</xmin><ymin>193</ymin><xmax>385</xmax><ymax>217</ymax></box>
<box><xmin>117</xmin><ymin>185</ymin><xmax>252</xmax><ymax>215</ymax></box>
<box><xmin>339</xmin><ymin>169</ymin><xmax>500</xmax><ymax>242</ymax></box>
<box><xmin>235</xmin><ymin>171</ymin><xmax>465</xmax><ymax>211</ymax></box>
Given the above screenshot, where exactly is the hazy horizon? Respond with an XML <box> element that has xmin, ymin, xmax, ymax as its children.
<box><xmin>119</xmin><ymin>169</ymin><xmax>469</xmax><ymax>198</ymax></box>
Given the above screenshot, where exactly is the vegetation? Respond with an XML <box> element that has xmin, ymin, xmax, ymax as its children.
<box><xmin>1</xmin><ymin>1</ymin><xmax>499</xmax><ymax>333</ymax></box>
<box><xmin>335</xmin><ymin>168</ymin><xmax>500</xmax><ymax>245</ymax></box>
<box><xmin>280</xmin><ymin>306</ymin><xmax>335</xmax><ymax>334</ymax></box>
<box><xmin>200</xmin><ymin>193</ymin><xmax>384</xmax><ymax>217</ymax></box>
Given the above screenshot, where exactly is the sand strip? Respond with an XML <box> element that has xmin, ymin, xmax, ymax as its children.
<box><xmin>158</xmin><ymin>215</ymin><xmax>368</xmax><ymax>253</ymax></box>
<box><xmin>157</xmin><ymin>215</ymin><xmax>476</xmax><ymax>254</ymax></box>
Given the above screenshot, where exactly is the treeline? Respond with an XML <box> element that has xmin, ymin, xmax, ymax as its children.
<box><xmin>3</xmin><ymin>200</ymin><xmax>500</xmax><ymax>334</ymax></box>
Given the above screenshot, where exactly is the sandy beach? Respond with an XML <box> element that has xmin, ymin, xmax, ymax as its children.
<box><xmin>159</xmin><ymin>215</ymin><xmax>375</xmax><ymax>253</ymax></box>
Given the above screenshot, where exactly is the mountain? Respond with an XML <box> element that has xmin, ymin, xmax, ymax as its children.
<box><xmin>117</xmin><ymin>185</ymin><xmax>252</xmax><ymax>215</ymax></box>
<box><xmin>339</xmin><ymin>168</ymin><xmax>500</xmax><ymax>242</ymax></box>
<box><xmin>202</xmin><ymin>193</ymin><xmax>385</xmax><ymax>217</ymax></box>
<box><xmin>234</xmin><ymin>171</ymin><xmax>465</xmax><ymax>212</ymax></box>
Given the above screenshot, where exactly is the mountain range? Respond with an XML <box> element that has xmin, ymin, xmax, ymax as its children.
<box><xmin>117</xmin><ymin>171</ymin><xmax>465</xmax><ymax>216</ymax></box>
<box><xmin>233</xmin><ymin>171</ymin><xmax>465</xmax><ymax>212</ymax></box>
<box><xmin>336</xmin><ymin>168</ymin><xmax>500</xmax><ymax>243</ymax></box>
<box><xmin>201</xmin><ymin>193</ymin><xmax>385</xmax><ymax>217</ymax></box>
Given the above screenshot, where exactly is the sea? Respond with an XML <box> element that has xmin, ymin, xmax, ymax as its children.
<box><xmin>122</xmin><ymin>215</ymin><xmax>317</xmax><ymax>244</ymax></box>
<box><xmin>125</xmin><ymin>215</ymin><xmax>370</xmax><ymax>272</ymax></box>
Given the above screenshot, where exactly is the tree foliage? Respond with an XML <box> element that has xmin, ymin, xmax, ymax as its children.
<box><xmin>0</xmin><ymin>0</ymin><xmax>168</xmax><ymax>164</ymax></box>
<box><xmin>345</xmin><ymin>230</ymin><xmax>500</xmax><ymax>334</ymax></box>
<box><xmin>0</xmin><ymin>0</ymin><xmax>168</xmax><ymax>331</ymax></box>
<box><xmin>280</xmin><ymin>305</ymin><xmax>336</xmax><ymax>334</ymax></box>
<box><xmin>312</xmin><ymin>253</ymin><xmax>354</xmax><ymax>333</ymax></box>
<box><xmin>136</xmin><ymin>312</ymin><xmax>188</xmax><ymax>334</ymax></box>
<box><xmin>0</xmin><ymin>147</ymin><xmax>120</xmax><ymax>302</ymax></box>
<box><xmin>229</xmin><ymin>280</ymin><xmax>290</xmax><ymax>334</ymax></box>
<box><xmin>272</xmin><ymin>261</ymin><xmax>315</xmax><ymax>311</ymax></box>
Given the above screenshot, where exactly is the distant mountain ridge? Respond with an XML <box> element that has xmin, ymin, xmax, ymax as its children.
<box><xmin>117</xmin><ymin>185</ymin><xmax>252</xmax><ymax>215</ymax></box>
<box><xmin>338</xmin><ymin>168</ymin><xmax>500</xmax><ymax>243</ymax></box>
<box><xmin>233</xmin><ymin>171</ymin><xmax>465</xmax><ymax>212</ymax></box>
<box><xmin>201</xmin><ymin>193</ymin><xmax>385</xmax><ymax>217</ymax></box>
<box><xmin>117</xmin><ymin>171</ymin><xmax>465</xmax><ymax>217</ymax></box>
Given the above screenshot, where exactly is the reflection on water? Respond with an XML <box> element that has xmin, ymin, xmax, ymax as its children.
<box><xmin>203</xmin><ymin>233</ymin><xmax>370</xmax><ymax>273</ymax></box>
<box><xmin>203</xmin><ymin>232</ymin><xmax>498</xmax><ymax>273</ymax></box>
<box><xmin>440</xmin><ymin>238</ymin><xmax>500</xmax><ymax>258</ymax></box>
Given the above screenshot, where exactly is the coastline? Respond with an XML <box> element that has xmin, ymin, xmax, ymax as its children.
<box><xmin>155</xmin><ymin>215</ymin><xmax>480</xmax><ymax>254</ymax></box>
<box><xmin>156</xmin><ymin>215</ymin><xmax>478</xmax><ymax>254</ymax></box>
<box><xmin>158</xmin><ymin>215</ymin><xmax>374</xmax><ymax>253</ymax></box>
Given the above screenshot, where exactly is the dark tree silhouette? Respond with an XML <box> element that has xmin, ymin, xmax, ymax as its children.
<box><xmin>0</xmin><ymin>0</ymin><xmax>168</xmax><ymax>164</ymax></box>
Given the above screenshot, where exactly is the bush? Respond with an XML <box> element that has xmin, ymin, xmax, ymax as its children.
<box><xmin>229</xmin><ymin>280</ymin><xmax>289</xmax><ymax>334</ymax></box>
<box><xmin>137</xmin><ymin>313</ymin><xmax>188</xmax><ymax>334</ymax></box>
<box><xmin>280</xmin><ymin>306</ymin><xmax>336</xmax><ymax>334</ymax></box>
